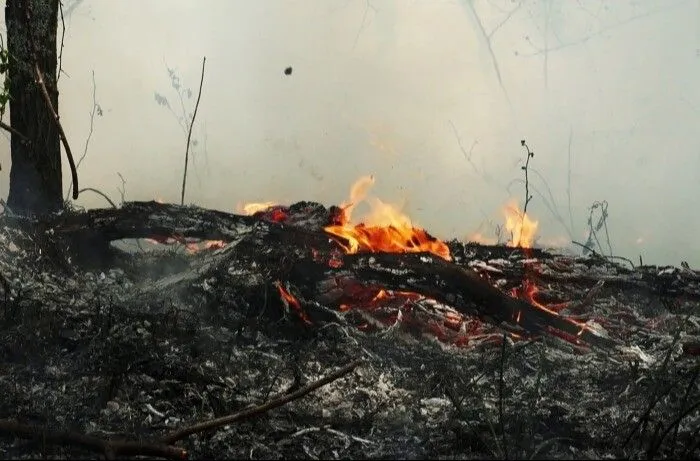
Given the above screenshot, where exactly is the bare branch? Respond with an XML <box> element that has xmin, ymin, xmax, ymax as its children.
<box><xmin>116</xmin><ymin>172</ymin><xmax>127</xmax><ymax>205</ymax></box>
<box><xmin>67</xmin><ymin>70</ymin><xmax>98</xmax><ymax>200</ymax></box>
<box><xmin>461</xmin><ymin>0</ymin><xmax>510</xmax><ymax>104</ymax></box>
<box><xmin>0</xmin><ymin>120</ymin><xmax>30</xmax><ymax>145</ymax></box>
<box><xmin>180</xmin><ymin>56</ymin><xmax>206</xmax><ymax>206</ymax></box>
<box><xmin>77</xmin><ymin>187</ymin><xmax>116</xmax><ymax>208</ymax></box>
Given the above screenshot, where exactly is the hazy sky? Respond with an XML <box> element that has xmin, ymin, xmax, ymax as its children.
<box><xmin>1</xmin><ymin>0</ymin><xmax>699</xmax><ymax>267</ymax></box>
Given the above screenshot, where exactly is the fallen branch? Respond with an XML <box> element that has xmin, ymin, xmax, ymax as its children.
<box><xmin>161</xmin><ymin>358</ymin><xmax>363</xmax><ymax>444</ymax></box>
<box><xmin>0</xmin><ymin>419</ymin><xmax>186</xmax><ymax>460</ymax></box>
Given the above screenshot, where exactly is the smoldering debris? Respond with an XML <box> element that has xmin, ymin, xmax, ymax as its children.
<box><xmin>0</xmin><ymin>201</ymin><xmax>698</xmax><ymax>459</ymax></box>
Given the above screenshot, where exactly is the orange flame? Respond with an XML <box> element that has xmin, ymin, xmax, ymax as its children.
<box><xmin>238</xmin><ymin>201</ymin><xmax>277</xmax><ymax>215</ymax></box>
<box><xmin>504</xmin><ymin>200</ymin><xmax>538</xmax><ymax>248</ymax></box>
<box><xmin>324</xmin><ymin>176</ymin><xmax>451</xmax><ymax>260</ymax></box>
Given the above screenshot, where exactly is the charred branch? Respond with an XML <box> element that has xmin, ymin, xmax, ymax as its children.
<box><xmin>0</xmin><ymin>419</ymin><xmax>186</xmax><ymax>460</ymax></box>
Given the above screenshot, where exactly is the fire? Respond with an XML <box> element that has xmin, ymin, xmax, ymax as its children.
<box><xmin>503</xmin><ymin>200</ymin><xmax>538</xmax><ymax>248</ymax></box>
<box><xmin>237</xmin><ymin>177</ymin><xmax>597</xmax><ymax>349</ymax></box>
<box><xmin>323</xmin><ymin>176</ymin><xmax>451</xmax><ymax>260</ymax></box>
<box><xmin>238</xmin><ymin>201</ymin><xmax>277</xmax><ymax>215</ymax></box>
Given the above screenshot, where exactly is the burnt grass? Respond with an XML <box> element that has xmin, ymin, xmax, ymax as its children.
<box><xmin>0</xmin><ymin>221</ymin><xmax>699</xmax><ymax>459</ymax></box>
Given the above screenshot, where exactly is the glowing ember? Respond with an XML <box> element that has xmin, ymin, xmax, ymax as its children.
<box><xmin>504</xmin><ymin>200</ymin><xmax>538</xmax><ymax>248</ymax></box>
<box><xmin>144</xmin><ymin>234</ymin><xmax>226</xmax><ymax>254</ymax></box>
<box><xmin>323</xmin><ymin>176</ymin><xmax>451</xmax><ymax>260</ymax></box>
<box><xmin>185</xmin><ymin>239</ymin><xmax>226</xmax><ymax>254</ymax></box>
<box><xmin>275</xmin><ymin>281</ymin><xmax>311</xmax><ymax>325</ymax></box>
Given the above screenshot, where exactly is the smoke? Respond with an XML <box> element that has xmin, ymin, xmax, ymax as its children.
<box><xmin>1</xmin><ymin>0</ymin><xmax>698</xmax><ymax>267</ymax></box>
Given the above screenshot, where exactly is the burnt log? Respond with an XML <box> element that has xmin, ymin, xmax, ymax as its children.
<box><xmin>5</xmin><ymin>200</ymin><xmax>620</xmax><ymax>350</ymax></box>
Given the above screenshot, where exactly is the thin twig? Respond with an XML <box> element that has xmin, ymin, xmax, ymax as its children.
<box><xmin>116</xmin><ymin>172</ymin><xmax>127</xmax><ymax>205</ymax></box>
<box><xmin>0</xmin><ymin>419</ymin><xmax>186</xmax><ymax>460</ymax></box>
<box><xmin>67</xmin><ymin>70</ymin><xmax>98</xmax><ymax>200</ymax></box>
<box><xmin>520</xmin><ymin>140</ymin><xmax>534</xmax><ymax>216</ymax></box>
<box><xmin>448</xmin><ymin>120</ymin><xmax>480</xmax><ymax>175</ymax></box>
<box><xmin>0</xmin><ymin>120</ymin><xmax>30</xmax><ymax>144</ymax></box>
<box><xmin>530</xmin><ymin>168</ymin><xmax>574</xmax><ymax>240</ymax></box>
<box><xmin>161</xmin><ymin>358</ymin><xmax>362</xmax><ymax>444</ymax></box>
<box><xmin>516</xmin><ymin>140</ymin><xmax>535</xmax><ymax>247</ymax></box>
<box><xmin>571</xmin><ymin>240</ymin><xmax>635</xmax><ymax>269</ymax></box>
<box><xmin>25</xmin><ymin>1</ymin><xmax>79</xmax><ymax>200</ymax></box>
<box><xmin>77</xmin><ymin>70</ymin><xmax>98</xmax><ymax>171</ymax></box>
<box><xmin>77</xmin><ymin>187</ymin><xmax>116</xmax><ymax>208</ymax></box>
<box><xmin>57</xmin><ymin>0</ymin><xmax>65</xmax><ymax>83</ymax></box>
<box><xmin>180</xmin><ymin>57</ymin><xmax>206</xmax><ymax>206</ymax></box>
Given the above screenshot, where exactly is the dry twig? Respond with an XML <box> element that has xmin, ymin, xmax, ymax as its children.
<box><xmin>162</xmin><ymin>358</ymin><xmax>363</xmax><ymax>444</ymax></box>
<box><xmin>180</xmin><ymin>56</ymin><xmax>206</xmax><ymax>206</ymax></box>
<box><xmin>77</xmin><ymin>187</ymin><xmax>117</xmax><ymax>208</ymax></box>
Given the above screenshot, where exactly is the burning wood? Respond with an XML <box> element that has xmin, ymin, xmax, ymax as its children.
<box><xmin>0</xmin><ymin>180</ymin><xmax>698</xmax><ymax>458</ymax></box>
<box><xmin>23</xmin><ymin>197</ymin><xmax>612</xmax><ymax>350</ymax></box>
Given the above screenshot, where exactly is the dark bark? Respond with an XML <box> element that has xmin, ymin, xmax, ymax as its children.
<box><xmin>5</xmin><ymin>0</ymin><xmax>62</xmax><ymax>215</ymax></box>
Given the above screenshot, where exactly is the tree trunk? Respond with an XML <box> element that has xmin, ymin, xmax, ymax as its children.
<box><xmin>5</xmin><ymin>0</ymin><xmax>62</xmax><ymax>215</ymax></box>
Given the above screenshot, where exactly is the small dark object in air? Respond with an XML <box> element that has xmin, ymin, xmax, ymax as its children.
<box><xmin>284</xmin><ymin>67</ymin><xmax>293</xmax><ymax>76</ymax></box>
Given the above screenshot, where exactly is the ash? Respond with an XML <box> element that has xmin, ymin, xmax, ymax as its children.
<box><xmin>0</xmin><ymin>208</ymin><xmax>698</xmax><ymax>460</ymax></box>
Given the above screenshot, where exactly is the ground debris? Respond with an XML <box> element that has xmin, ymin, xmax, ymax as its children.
<box><xmin>0</xmin><ymin>203</ymin><xmax>698</xmax><ymax>459</ymax></box>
